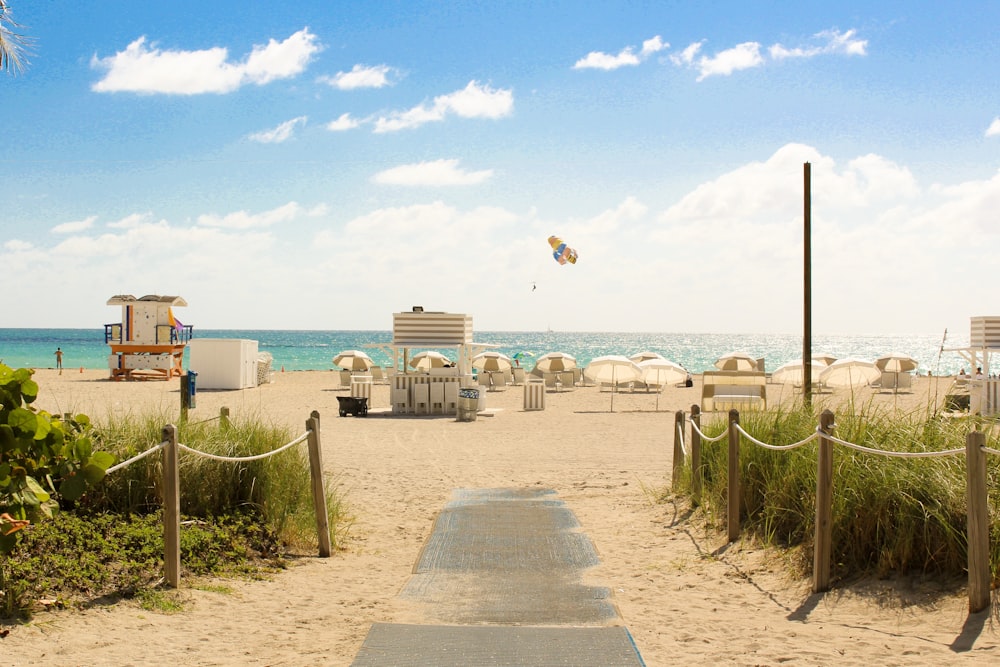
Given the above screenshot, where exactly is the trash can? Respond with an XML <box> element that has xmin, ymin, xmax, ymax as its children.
<box><xmin>186</xmin><ymin>370</ymin><xmax>198</xmax><ymax>409</ymax></box>
<box><xmin>457</xmin><ymin>387</ymin><xmax>480</xmax><ymax>422</ymax></box>
<box><xmin>524</xmin><ymin>377</ymin><xmax>545</xmax><ymax>411</ymax></box>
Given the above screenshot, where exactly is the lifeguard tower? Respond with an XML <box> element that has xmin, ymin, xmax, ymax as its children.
<box><xmin>104</xmin><ymin>294</ymin><xmax>193</xmax><ymax>380</ymax></box>
<box><xmin>367</xmin><ymin>308</ymin><xmax>496</xmax><ymax>414</ymax></box>
<box><xmin>946</xmin><ymin>316</ymin><xmax>1000</xmax><ymax>415</ymax></box>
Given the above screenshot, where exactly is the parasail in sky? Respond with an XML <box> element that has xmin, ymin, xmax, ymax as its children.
<box><xmin>548</xmin><ymin>236</ymin><xmax>578</xmax><ymax>265</ymax></box>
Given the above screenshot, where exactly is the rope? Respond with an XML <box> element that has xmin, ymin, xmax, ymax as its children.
<box><xmin>177</xmin><ymin>430</ymin><xmax>310</xmax><ymax>462</ymax></box>
<box><xmin>734</xmin><ymin>423</ymin><xmax>818</xmax><ymax>450</ymax></box>
<box><xmin>823</xmin><ymin>432</ymin><xmax>964</xmax><ymax>458</ymax></box>
<box><xmin>106</xmin><ymin>441</ymin><xmax>167</xmax><ymax>475</ymax></box>
<box><xmin>689</xmin><ymin>420</ymin><xmax>728</xmax><ymax>442</ymax></box>
<box><xmin>675</xmin><ymin>421</ymin><xmax>688</xmax><ymax>457</ymax></box>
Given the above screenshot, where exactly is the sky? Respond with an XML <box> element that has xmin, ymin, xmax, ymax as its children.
<box><xmin>3</xmin><ymin>1</ymin><xmax>999</xmax><ymax>336</ymax></box>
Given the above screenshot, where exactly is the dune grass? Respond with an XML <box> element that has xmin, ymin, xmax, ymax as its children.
<box><xmin>2</xmin><ymin>408</ymin><xmax>350</xmax><ymax>615</ymax></box>
<box><xmin>679</xmin><ymin>400</ymin><xmax>1000</xmax><ymax>583</ymax></box>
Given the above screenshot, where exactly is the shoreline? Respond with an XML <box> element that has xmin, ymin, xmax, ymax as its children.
<box><xmin>3</xmin><ymin>369</ymin><xmax>995</xmax><ymax>666</ymax></box>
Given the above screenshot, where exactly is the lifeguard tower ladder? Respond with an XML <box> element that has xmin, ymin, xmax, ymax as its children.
<box><xmin>104</xmin><ymin>294</ymin><xmax>193</xmax><ymax>380</ymax></box>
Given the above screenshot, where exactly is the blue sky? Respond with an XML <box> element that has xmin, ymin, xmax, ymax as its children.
<box><xmin>3</xmin><ymin>1</ymin><xmax>999</xmax><ymax>336</ymax></box>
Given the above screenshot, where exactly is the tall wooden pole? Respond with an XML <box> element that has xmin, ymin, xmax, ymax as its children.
<box><xmin>803</xmin><ymin>162</ymin><xmax>812</xmax><ymax>406</ymax></box>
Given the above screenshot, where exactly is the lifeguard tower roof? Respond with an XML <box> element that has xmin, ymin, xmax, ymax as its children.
<box><xmin>107</xmin><ymin>294</ymin><xmax>187</xmax><ymax>307</ymax></box>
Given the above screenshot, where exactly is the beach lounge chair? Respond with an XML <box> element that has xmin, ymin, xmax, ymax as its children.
<box><xmin>444</xmin><ymin>382</ymin><xmax>459</xmax><ymax>413</ymax></box>
<box><xmin>412</xmin><ymin>383</ymin><xmax>430</xmax><ymax>415</ymax></box>
<box><xmin>391</xmin><ymin>386</ymin><xmax>409</xmax><ymax>414</ymax></box>
<box><xmin>429</xmin><ymin>382</ymin><xmax>445</xmax><ymax>414</ymax></box>
<box><xmin>339</xmin><ymin>369</ymin><xmax>352</xmax><ymax>389</ymax></box>
<box><xmin>512</xmin><ymin>367</ymin><xmax>526</xmax><ymax>385</ymax></box>
<box><xmin>544</xmin><ymin>373</ymin><xmax>560</xmax><ymax>391</ymax></box>
<box><xmin>478</xmin><ymin>372</ymin><xmax>492</xmax><ymax>390</ymax></box>
<box><xmin>502</xmin><ymin>368</ymin><xmax>513</xmax><ymax>386</ymax></box>
<box><xmin>559</xmin><ymin>370</ymin><xmax>575</xmax><ymax>390</ymax></box>
<box><xmin>371</xmin><ymin>366</ymin><xmax>387</xmax><ymax>384</ymax></box>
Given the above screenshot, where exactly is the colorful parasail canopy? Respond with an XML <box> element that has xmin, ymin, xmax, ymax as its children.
<box><xmin>548</xmin><ymin>235</ymin><xmax>578</xmax><ymax>265</ymax></box>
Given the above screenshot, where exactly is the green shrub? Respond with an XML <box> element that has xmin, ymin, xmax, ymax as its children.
<box><xmin>685</xmin><ymin>403</ymin><xmax>1000</xmax><ymax>582</ymax></box>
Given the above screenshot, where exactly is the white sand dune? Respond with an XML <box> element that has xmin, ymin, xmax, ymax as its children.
<box><xmin>3</xmin><ymin>369</ymin><xmax>996</xmax><ymax>666</ymax></box>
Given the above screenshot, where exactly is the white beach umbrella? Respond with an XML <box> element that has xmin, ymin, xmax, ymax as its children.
<box><xmin>332</xmin><ymin>349</ymin><xmax>374</xmax><ymax>371</ymax></box>
<box><xmin>584</xmin><ymin>355</ymin><xmax>642</xmax><ymax>412</ymax></box>
<box><xmin>771</xmin><ymin>360</ymin><xmax>825</xmax><ymax>386</ymax></box>
<box><xmin>638</xmin><ymin>358</ymin><xmax>687</xmax><ymax>411</ymax></box>
<box><xmin>875</xmin><ymin>353</ymin><xmax>919</xmax><ymax>373</ymax></box>
<box><xmin>714</xmin><ymin>351</ymin><xmax>758</xmax><ymax>372</ymax></box>
<box><xmin>472</xmin><ymin>351</ymin><xmax>513</xmax><ymax>372</ymax></box>
<box><xmin>819</xmin><ymin>358</ymin><xmax>881</xmax><ymax>388</ymax></box>
<box><xmin>533</xmin><ymin>352</ymin><xmax>577</xmax><ymax>373</ymax></box>
<box><xmin>629</xmin><ymin>351</ymin><xmax>665</xmax><ymax>363</ymax></box>
<box><xmin>409</xmin><ymin>350</ymin><xmax>452</xmax><ymax>370</ymax></box>
<box><xmin>811</xmin><ymin>352</ymin><xmax>838</xmax><ymax>366</ymax></box>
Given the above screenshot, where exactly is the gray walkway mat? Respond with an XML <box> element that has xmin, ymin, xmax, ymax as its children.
<box><xmin>350</xmin><ymin>623</ymin><xmax>645</xmax><ymax>667</ymax></box>
<box><xmin>401</xmin><ymin>487</ymin><xmax>616</xmax><ymax>624</ymax></box>
<box><xmin>350</xmin><ymin>488</ymin><xmax>645</xmax><ymax>666</ymax></box>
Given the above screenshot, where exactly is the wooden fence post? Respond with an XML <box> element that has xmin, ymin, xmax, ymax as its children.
<box><xmin>306</xmin><ymin>411</ymin><xmax>332</xmax><ymax>558</ymax></box>
<box><xmin>219</xmin><ymin>406</ymin><xmax>230</xmax><ymax>431</ymax></box>
<box><xmin>728</xmin><ymin>409</ymin><xmax>740</xmax><ymax>543</ymax></box>
<box><xmin>162</xmin><ymin>424</ymin><xmax>181</xmax><ymax>588</ymax></box>
<box><xmin>691</xmin><ymin>404</ymin><xmax>702</xmax><ymax>504</ymax></box>
<box><xmin>179</xmin><ymin>375</ymin><xmax>190</xmax><ymax>422</ymax></box>
<box><xmin>673</xmin><ymin>410</ymin><xmax>685</xmax><ymax>488</ymax></box>
<box><xmin>966</xmin><ymin>431</ymin><xmax>990</xmax><ymax>613</ymax></box>
<box><xmin>813</xmin><ymin>409</ymin><xmax>835</xmax><ymax>593</ymax></box>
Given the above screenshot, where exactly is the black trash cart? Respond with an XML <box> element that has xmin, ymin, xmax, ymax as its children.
<box><xmin>337</xmin><ymin>396</ymin><xmax>369</xmax><ymax>417</ymax></box>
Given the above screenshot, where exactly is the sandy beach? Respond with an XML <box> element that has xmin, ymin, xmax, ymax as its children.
<box><xmin>2</xmin><ymin>368</ymin><xmax>997</xmax><ymax>666</ymax></box>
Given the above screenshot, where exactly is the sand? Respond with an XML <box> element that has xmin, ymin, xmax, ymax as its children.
<box><xmin>2</xmin><ymin>369</ymin><xmax>997</xmax><ymax>666</ymax></box>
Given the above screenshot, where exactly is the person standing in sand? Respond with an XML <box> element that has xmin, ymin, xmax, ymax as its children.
<box><xmin>54</xmin><ymin>347</ymin><xmax>63</xmax><ymax>374</ymax></box>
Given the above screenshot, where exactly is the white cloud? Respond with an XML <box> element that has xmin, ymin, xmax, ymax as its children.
<box><xmin>770</xmin><ymin>28</ymin><xmax>868</xmax><ymax>60</ymax></box>
<box><xmin>52</xmin><ymin>216</ymin><xmax>97</xmax><ymax>234</ymax></box>
<box><xmin>373</xmin><ymin>159</ymin><xmax>493</xmax><ymax>186</ymax></box>
<box><xmin>696</xmin><ymin>42</ymin><xmax>764</xmax><ymax>81</ymax></box>
<box><xmin>3</xmin><ymin>239</ymin><xmax>32</xmax><ymax>252</ymax></box>
<box><xmin>319</xmin><ymin>64</ymin><xmax>394</xmax><ymax>90</ymax></box>
<box><xmin>669</xmin><ymin>28</ymin><xmax>866</xmax><ymax>81</ymax></box>
<box><xmin>374</xmin><ymin>80</ymin><xmax>513</xmax><ymax>132</ymax></box>
<box><xmin>196</xmin><ymin>202</ymin><xmax>322</xmax><ymax>229</ymax></box>
<box><xmin>573</xmin><ymin>35</ymin><xmax>668</xmax><ymax>70</ymax></box>
<box><xmin>90</xmin><ymin>28</ymin><xmax>321</xmax><ymax>94</ymax></box>
<box><xmin>670</xmin><ymin>41</ymin><xmax>704</xmax><ymax>66</ymax></box>
<box><xmin>249</xmin><ymin>116</ymin><xmax>307</xmax><ymax>143</ymax></box>
<box><xmin>107</xmin><ymin>213</ymin><xmax>155</xmax><ymax>229</ymax></box>
<box><xmin>986</xmin><ymin>117</ymin><xmax>1000</xmax><ymax>137</ymax></box>
<box><xmin>573</xmin><ymin>48</ymin><xmax>640</xmax><ymax>71</ymax></box>
<box><xmin>326</xmin><ymin>112</ymin><xmax>361</xmax><ymax>131</ymax></box>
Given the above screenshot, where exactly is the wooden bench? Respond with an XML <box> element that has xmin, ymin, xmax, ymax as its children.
<box><xmin>701</xmin><ymin>371</ymin><xmax>767</xmax><ymax>412</ymax></box>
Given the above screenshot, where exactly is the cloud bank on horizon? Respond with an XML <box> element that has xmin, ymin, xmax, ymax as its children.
<box><xmin>4</xmin><ymin>2</ymin><xmax>1000</xmax><ymax>337</ymax></box>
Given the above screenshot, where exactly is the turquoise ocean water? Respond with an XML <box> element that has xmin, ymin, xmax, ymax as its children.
<box><xmin>0</xmin><ymin>328</ymin><xmax>971</xmax><ymax>376</ymax></box>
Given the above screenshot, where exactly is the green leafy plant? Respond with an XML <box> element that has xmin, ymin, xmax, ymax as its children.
<box><xmin>0</xmin><ymin>363</ymin><xmax>116</xmax><ymax>553</ymax></box>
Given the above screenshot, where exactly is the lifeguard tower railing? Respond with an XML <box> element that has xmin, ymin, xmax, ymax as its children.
<box><xmin>105</xmin><ymin>323</ymin><xmax>194</xmax><ymax>345</ymax></box>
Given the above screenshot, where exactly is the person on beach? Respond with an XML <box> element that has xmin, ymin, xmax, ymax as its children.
<box><xmin>54</xmin><ymin>347</ymin><xmax>63</xmax><ymax>374</ymax></box>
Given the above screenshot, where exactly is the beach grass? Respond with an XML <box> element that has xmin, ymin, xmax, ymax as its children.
<box><xmin>2</xmin><ymin>408</ymin><xmax>349</xmax><ymax>615</ymax></box>
<box><xmin>680</xmin><ymin>402</ymin><xmax>1000</xmax><ymax>583</ymax></box>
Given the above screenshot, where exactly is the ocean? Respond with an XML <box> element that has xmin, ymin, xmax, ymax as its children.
<box><xmin>0</xmin><ymin>328</ymin><xmax>971</xmax><ymax>376</ymax></box>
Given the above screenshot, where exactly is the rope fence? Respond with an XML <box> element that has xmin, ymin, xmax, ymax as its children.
<box><xmin>671</xmin><ymin>405</ymin><xmax>996</xmax><ymax>614</ymax></box>
<box><xmin>101</xmin><ymin>407</ymin><xmax>331</xmax><ymax>587</ymax></box>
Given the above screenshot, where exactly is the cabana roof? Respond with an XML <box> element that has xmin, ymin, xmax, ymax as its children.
<box><xmin>107</xmin><ymin>294</ymin><xmax>187</xmax><ymax>307</ymax></box>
